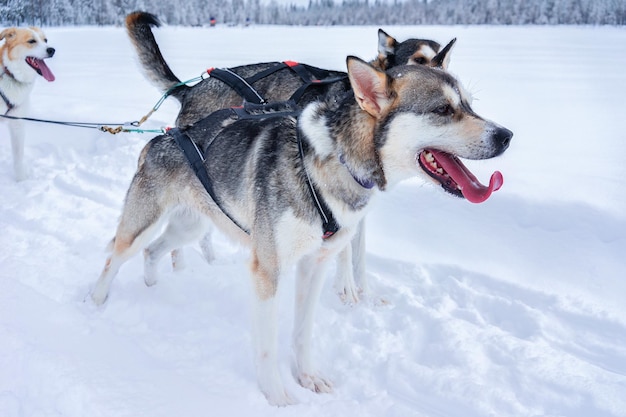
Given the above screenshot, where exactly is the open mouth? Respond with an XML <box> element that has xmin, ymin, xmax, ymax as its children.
<box><xmin>25</xmin><ymin>56</ymin><xmax>55</xmax><ymax>81</ymax></box>
<box><xmin>418</xmin><ymin>149</ymin><xmax>503</xmax><ymax>203</ymax></box>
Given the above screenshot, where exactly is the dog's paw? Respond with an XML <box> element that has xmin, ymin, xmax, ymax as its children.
<box><xmin>257</xmin><ymin>370</ymin><xmax>298</xmax><ymax>406</ymax></box>
<box><xmin>260</xmin><ymin>385</ymin><xmax>297</xmax><ymax>406</ymax></box>
<box><xmin>89</xmin><ymin>287</ymin><xmax>108</xmax><ymax>306</ymax></box>
<box><xmin>298</xmin><ymin>372</ymin><xmax>333</xmax><ymax>394</ymax></box>
<box><xmin>337</xmin><ymin>285</ymin><xmax>362</xmax><ymax>305</ymax></box>
<box><xmin>265</xmin><ymin>391</ymin><xmax>297</xmax><ymax>407</ymax></box>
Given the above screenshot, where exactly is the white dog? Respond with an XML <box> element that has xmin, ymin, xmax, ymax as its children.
<box><xmin>1</xmin><ymin>26</ymin><xmax>55</xmax><ymax>180</ymax></box>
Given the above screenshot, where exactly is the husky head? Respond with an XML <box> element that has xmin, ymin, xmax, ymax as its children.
<box><xmin>374</xmin><ymin>29</ymin><xmax>442</xmax><ymax>70</ymax></box>
<box><xmin>347</xmin><ymin>40</ymin><xmax>512</xmax><ymax>203</ymax></box>
<box><xmin>0</xmin><ymin>27</ymin><xmax>55</xmax><ymax>83</ymax></box>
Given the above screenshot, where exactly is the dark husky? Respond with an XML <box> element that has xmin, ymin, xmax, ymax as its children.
<box><xmin>126</xmin><ymin>11</ymin><xmax>446</xmax><ymax>303</ymax></box>
<box><xmin>91</xmin><ymin>48</ymin><xmax>512</xmax><ymax>405</ymax></box>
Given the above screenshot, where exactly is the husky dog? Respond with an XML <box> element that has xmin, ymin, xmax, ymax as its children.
<box><xmin>0</xmin><ymin>26</ymin><xmax>55</xmax><ymax>180</ymax></box>
<box><xmin>91</xmin><ymin>45</ymin><xmax>512</xmax><ymax>405</ymax></box>
<box><xmin>126</xmin><ymin>11</ymin><xmax>445</xmax><ymax>302</ymax></box>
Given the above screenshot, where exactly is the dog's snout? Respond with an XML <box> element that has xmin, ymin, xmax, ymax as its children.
<box><xmin>494</xmin><ymin>126</ymin><xmax>513</xmax><ymax>154</ymax></box>
<box><xmin>47</xmin><ymin>47</ymin><xmax>55</xmax><ymax>57</ymax></box>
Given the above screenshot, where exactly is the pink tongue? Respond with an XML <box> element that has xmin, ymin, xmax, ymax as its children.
<box><xmin>430</xmin><ymin>149</ymin><xmax>503</xmax><ymax>203</ymax></box>
<box><xmin>33</xmin><ymin>58</ymin><xmax>55</xmax><ymax>81</ymax></box>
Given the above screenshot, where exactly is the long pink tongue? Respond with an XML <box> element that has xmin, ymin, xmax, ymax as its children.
<box><xmin>32</xmin><ymin>58</ymin><xmax>55</xmax><ymax>81</ymax></box>
<box><xmin>430</xmin><ymin>150</ymin><xmax>503</xmax><ymax>203</ymax></box>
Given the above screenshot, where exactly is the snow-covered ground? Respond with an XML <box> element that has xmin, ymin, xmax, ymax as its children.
<box><xmin>1</xmin><ymin>23</ymin><xmax>625</xmax><ymax>416</ymax></box>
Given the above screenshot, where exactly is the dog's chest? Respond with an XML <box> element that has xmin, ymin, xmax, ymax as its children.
<box><xmin>0</xmin><ymin>73</ymin><xmax>34</xmax><ymax>110</ymax></box>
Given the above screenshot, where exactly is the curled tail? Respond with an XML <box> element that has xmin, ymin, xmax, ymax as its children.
<box><xmin>126</xmin><ymin>11</ymin><xmax>187</xmax><ymax>102</ymax></box>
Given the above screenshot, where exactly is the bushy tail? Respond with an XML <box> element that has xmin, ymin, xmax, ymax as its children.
<box><xmin>125</xmin><ymin>11</ymin><xmax>187</xmax><ymax>102</ymax></box>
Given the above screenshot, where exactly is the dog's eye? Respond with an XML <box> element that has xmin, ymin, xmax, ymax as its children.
<box><xmin>413</xmin><ymin>57</ymin><xmax>427</xmax><ymax>65</ymax></box>
<box><xmin>433</xmin><ymin>104</ymin><xmax>453</xmax><ymax>116</ymax></box>
<box><xmin>28</xmin><ymin>39</ymin><xmax>37</xmax><ymax>44</ymax></box>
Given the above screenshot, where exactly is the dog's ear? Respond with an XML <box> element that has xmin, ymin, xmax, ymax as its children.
<box><xmin>0</xmin><ymin>28</ymin><xmax>17</xmax><ymax>42</ymax></box>
<box><xmin>376</xmin><ymin>29</ymin><xmax>397</xmax><ymax>67</ymax></box>
<box><xmin>431</xmin><ymin>38</ymin><xmax>456</xmax><ymax>70</ymax></box>
<box><xmin>347</xmin><ymin>56</ymin><xmax>393</xmax><ymax>118</ymax></box>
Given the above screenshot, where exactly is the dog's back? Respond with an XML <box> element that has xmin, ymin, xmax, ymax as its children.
<box><xmin>125</xmin><ymin>12</ymin><xmax>442</xmax><ymax>128</ymax></box>
<box><xmin>126</xmin><ymin>12</ymin><xmax>350</xmax><ymax>127</ymax></box>
<box><xmin>174</xmin><ymin>62</ymin><xmax>349</xmax><ymax>127</ymax></box>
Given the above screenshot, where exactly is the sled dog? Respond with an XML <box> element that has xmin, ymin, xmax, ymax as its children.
<box><xmin>126</xmin><ymin>11</ymin><xmax>445</xmax><ymax>302</ymax></box>
<box><xmin>0</xmin><ymin>26</ymin><xmax>55</xmax><ymax>180</ymax></box>
<box><xmin>91</xmin><ymin>47</ymin><xmax>513</xmax><ymax>405</ymax></box>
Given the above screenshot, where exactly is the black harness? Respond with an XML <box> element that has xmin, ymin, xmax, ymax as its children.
<box><xmin>170</xmin><ymin>101</ymin><xmax>340</xmax><ymax>240</ymax></box>
<box><xmin>0</xmin><ymin>88</ymin><xmax>15</xmax><ymax>114</ymax></box>
<box><xmin>207</xmin><ymin>61</ymin><xmax>348</xmax><ymax>106</ymax></box>
<box><xmin>1</xmin><ymin>69</ymin><xmax>17</xmax><ymax>114</ymax></box>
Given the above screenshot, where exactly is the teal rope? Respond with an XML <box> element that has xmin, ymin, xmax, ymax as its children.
<box><xmin>133</xmin><ymin>74</ymin><xmax>205</xmax><ymax>127</ymax></box>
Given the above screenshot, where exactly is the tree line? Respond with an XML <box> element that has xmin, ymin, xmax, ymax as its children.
<box><xmin>2</xmin><ymin>0</ymin><xmax>625</xmax><ymax>27</ymax></box>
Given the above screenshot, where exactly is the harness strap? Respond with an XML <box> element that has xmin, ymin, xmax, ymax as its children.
<box><xmin>208</xmin><ymin>61</ymin><xmax>349</xmax><ymax>107</ymax></box>
<box><xmin>233</xmin><ymin>102</ymin><xmax>339</xmax><ymax>239</ymax></box>
<box><xmin>230</xmin><ymin>100</ymin><xmax>302</xmax><ymax>120</ymax></box>
<box><xmin>0</xmin><ymin>88</ymin><xmax>15</xmax><ymax>115</ymax></box>
<box><xmin>207</xmin><ymin>67</ymin><xmax>266</xmax><ymax>104</ymax></box>
<box><xmin>244</xmin><ymin>61</ymin><xmax>310</xmax><ymax>85</ymax></box>
<box><xmin>297</xmin><ymin>129</ymin><xmax>340</xmax><ymax>239</ymax></box>
<box><xmin>285</xmin><ymin>61</ymin><xmax>314</xmax><ymax>82</ymax></box>
<box><xmin>171</xmin><ymin>104</ymin><xmax>340</xmax><ymax>240</ymax></box>
<box><xmin>246</xmin><ymin>62</ymin><xmax>290</xmax><ymax>84</ymax></box>
<box><xmin>289</xmin><ymin>75</ymin><xmax>348</xmax><ymax>104</ymax></box>
<box><xmin>169</xmin><ymin>127</ymin><xmax>250</xmax><ymax>234</ymax></box>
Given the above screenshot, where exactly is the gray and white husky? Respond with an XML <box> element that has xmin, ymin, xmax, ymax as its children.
<box><xmin>126</xmin><ymin>11</ymin><xmax>444</xmax><ymax>302</ymax></box>
<box><xmin>92</xmin><ymin>49</ymin><xmax>512</xmax><ymax>405</ymax></box>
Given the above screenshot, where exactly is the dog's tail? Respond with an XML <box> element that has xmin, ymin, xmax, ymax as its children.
<box><xmin>126</xmin><ymin>11</ymin><xmax>187</xmax><ymax>102</ymax></box>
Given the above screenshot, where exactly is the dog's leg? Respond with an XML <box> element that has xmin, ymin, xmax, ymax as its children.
<box><xmin>8</xmin><ymin>119</ymin><xmax>27</xmax><ymax>181</ymax></box>
<box><xmin>91</xmin><ymin>251</ymin><xmax>126</xmax><ymax>305</ymax></box>
<box><xmin>144</xmin><ymin>209</ymin><xmax>207</xmax><ymax>286</ymax></box>
<box><xmin>351</xmin><ymin>219</ymin><xmax>367</xmax><ymax>296</ymax></box>
<box><xmin>250</xmin><ymin>246</ymin><xmax>295</xmax><ymax>406</ymax></box>
<box><xmin>293</xmin><ymin>253</ymin><xmax>333</xmax><ymax>394</ymax></box>
<box><xmin>198</xmin><ymin>229</ymin><xmax>216</xmax><ymax>264</ymax></box>
<box><xmin>91</xmin><ymin>176</ymin><xmax>165</xmax><ymax>305</ymax></box>
<box><xmin>169</xmin><ymin>227</ymin><xmax>214</xmax><ymax>270</ymax></box>
<box><xmin>170</xmin><ymin>248</ymin><xmax>185</xmax><ymax>271</ymax></box>
<box><xmin>335</xmin><ymin>243</ymin><xmax>359</xmax><ymax>304</ymax></box>
<box><xmin>335</xmin><ymin>219</ymin><xmax>366</xmax><ymax>304</ymax></box>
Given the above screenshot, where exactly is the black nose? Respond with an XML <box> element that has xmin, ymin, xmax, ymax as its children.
<box><xmin>494</xmin><ymin>126</ymin><xmax>513</xmax><ymax>154</ymax></box>
<box><xmin>47</xmin><ymin>47</ymin><xmax>55</xmax><ymax>57</ymax></box>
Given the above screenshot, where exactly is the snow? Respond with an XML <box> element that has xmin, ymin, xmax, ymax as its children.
<box><xmin>1</xmin><ymin>24</ymin><xmax>625</xmax><ymax>416</ymax></box>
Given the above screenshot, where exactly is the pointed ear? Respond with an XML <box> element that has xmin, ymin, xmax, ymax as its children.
<box><xmin>347</xmin><ymin>56</ymin><xmax>393</xmax><ymax>118</ymax></box>
<box><xmin>431</xmin><ymin>38</ymin><xmax>456</xmax><ymax>70</ymax></box>
<box><xmin>377</xmin><ymin>29</ymin><xmax>397</xmax><ymax>60</ymax></box>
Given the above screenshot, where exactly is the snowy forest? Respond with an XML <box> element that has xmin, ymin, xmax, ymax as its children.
<box><xmin>2</xmin><ymin>0</ymin><xmax>625</xmax><ymax>26</ymax></box>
